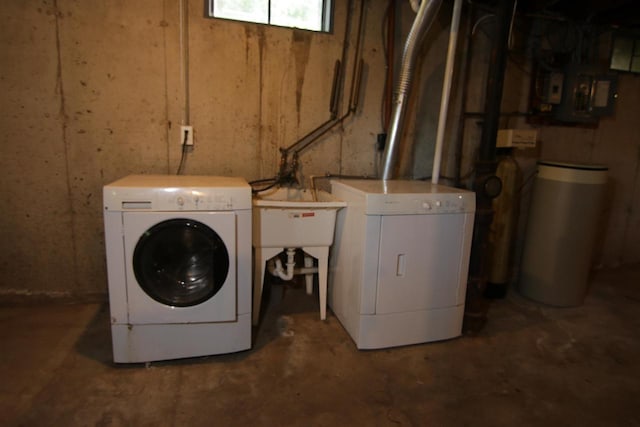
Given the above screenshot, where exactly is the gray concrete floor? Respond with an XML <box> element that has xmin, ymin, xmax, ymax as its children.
<box><xmin>1</xmin><ymin>264</ymin><xmax>639</xmax><ymax>426</ymax></box>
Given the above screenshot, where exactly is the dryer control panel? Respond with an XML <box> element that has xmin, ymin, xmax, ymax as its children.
<box><xmin>330</xmin><ymin>179</ymin><xmax>476</xmax><ymax>216</ymax></box>
<box><xmin>365</xmin><ymin>193</ymin><xmax>474</xmax><ymax>215</ymax></box>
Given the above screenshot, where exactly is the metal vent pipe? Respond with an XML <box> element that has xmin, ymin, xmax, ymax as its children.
<box><xmin>381</xmin><ymin>0</ymin><xmax>443</xmax><ymax>181</ymax></box>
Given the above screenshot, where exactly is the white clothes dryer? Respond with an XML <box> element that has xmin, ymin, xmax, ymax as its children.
<box><xmin>103</xmin><ymin>175</ymin><xmax>251</xmax><ymax>363</ymax></box>
<box><xmin>329</xmin><ymin>179</ymin><xmax>475</xmax><ymax>349</ymax></box>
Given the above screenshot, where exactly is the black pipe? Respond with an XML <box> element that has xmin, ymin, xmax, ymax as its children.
<box><xmin>464</xmin><ymin>0</ymin><xmax>516</xmax><ymax>334</ymax></box>
<box><xmin>329</xmin><ymin>60</ymin><xmax>342</xmax><ymax>118</ymax></box>
<box><xmin>282</xmin><ymin>0</ymin><xmax>364</xmax><ymax>157</ymax></box>
<box><xmin>347</xmin><ymin>0</ymin><xmax>366</xmax><ymax>112</ymax></box>
<box><xmin>453</xmin><ymin>3</ymin><xmax>475</xmax><ymax>187</ymax></box>
<box><xmin>478</xmin><ymin>0</ymin><xmax>514</xmax><ymax>164</ymax></box>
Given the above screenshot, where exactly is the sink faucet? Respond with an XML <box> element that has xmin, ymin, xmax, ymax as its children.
<box><xmin>277</xmin><ymin>150</ymin><xmax>299</xmax><ymax>187</ymax></box>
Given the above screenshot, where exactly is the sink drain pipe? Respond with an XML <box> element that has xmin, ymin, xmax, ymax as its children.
<box><xmin>267</xmin><ymin>248</ymin><xmax>319</xmax><ymax>281</ymax></box>
<box><xmin>269</xmin><ymin>248</ymin><xmax>297</xmax><ymax>281</ymax></box>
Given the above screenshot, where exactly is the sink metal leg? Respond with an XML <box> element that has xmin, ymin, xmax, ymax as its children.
<box><xmin>252</xmin><ymin>247</ymin><xmax>283</xmax><ymax>326</ymax></box>
<box><xmin>302</xmin><ymin>246</ymin><xmax>329</xmax><ymax>320</ymax></box>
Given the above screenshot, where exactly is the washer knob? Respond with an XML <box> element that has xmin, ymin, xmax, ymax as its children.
<box><xmin>177</xmin><ymin>196</ymin><xmax>184</xmax><ymax>206</ymax></box>
<box><xmin>422</xmin><ymin>201</ymin><xmax>432</xmax><ymax>210</ymax></box>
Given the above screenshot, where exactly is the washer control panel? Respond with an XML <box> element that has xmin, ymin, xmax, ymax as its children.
<box><xmin>114</xmin><ymin>190</ymin><xmax>237</xmax><ymax>211</ymax></box>
<box><xmin>165</xmin><ymin>190</ymin><xmax>235</xmax><ymax>210</ymax></box>
<box><xmin>104</xmin><ymin>176</ymin><xmax>252</xmax><ymax>212</ymax></box>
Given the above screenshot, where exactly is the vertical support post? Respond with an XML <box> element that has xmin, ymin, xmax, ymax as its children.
<box><xmin>464</xmin><ymin>0</ymin><xmax>516</xmax><ymax>333</ymax></box>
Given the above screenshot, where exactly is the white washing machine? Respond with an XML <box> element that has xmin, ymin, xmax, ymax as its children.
<box><xmin>329</xmin><ymin>179</ymin><xmax>475</xmax><ymax>349</ymax></box>
<box><xmin>103</xmin><ymin>175</ymin><xmax>252</xmax><ymax>363</ymax></box>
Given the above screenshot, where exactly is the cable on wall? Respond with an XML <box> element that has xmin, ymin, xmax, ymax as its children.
<box><xmin>176</xmin><ymin>0</ymin><xmax>191</xmax><ymax>175</ymax></box>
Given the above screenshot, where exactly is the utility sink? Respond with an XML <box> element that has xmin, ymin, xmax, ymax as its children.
<box><xmin>252</xmin><ymin>187</ymin><xmax>346</xmax><ymax>248</ymax></box>
<box><xmin>252</xmin><ymin>187</ymin><xmax>347</xmax><ymax>325</ymax></box>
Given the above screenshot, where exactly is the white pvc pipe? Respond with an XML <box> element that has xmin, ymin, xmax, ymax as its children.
<box><xmin>273</xmin><ymin>258</ymin><xmax>294</xmax><ymax>280</ymax></box>
<box><xmin>179</xmin><ymin>0</ymin><xmax>190</xmax><ymax>125</ymax></box>
<box><xmin>296</xmin><ymin>266</ymin><xmax>319</xmax><ymax>275</ymax></box>
<box><xmin>268</xmin><ymin>260</ymin><xmax>318</xmax><ymax>275</ymax></box>
<box><xmin>269</xmin><ymin>248</ymin><xmax>297</xmax><ymax>281</ymax></box>
<box><xmin>267</xmin><ymin>249</ymin><xmax>320</xmax><ymax>280</ymax></box>
<box><xmin>431</xmin><ymin>0</ymin><xmax>463</xmax><ymax>185</ymax></box>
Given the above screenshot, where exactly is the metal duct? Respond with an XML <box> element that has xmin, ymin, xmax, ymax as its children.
<box><xmin>381</xmin><ymin>0</ymin><xmax>443</xmax><ymax>181</ymax></box>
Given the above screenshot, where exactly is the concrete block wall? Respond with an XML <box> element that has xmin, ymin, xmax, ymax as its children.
<box><xmin>1</xmin><ymin>1</ymin><xmax>638</xmax><ymax>301</ymax></box>
<box><xmin>0</xmin><ymin>0</ymin><xmax>389</xmax><ymax>300</ymax></box>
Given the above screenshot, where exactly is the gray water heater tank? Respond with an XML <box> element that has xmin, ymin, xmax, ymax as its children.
<box><xmin>519</xmin><ymin>160</ymin><xmax>608</xmax><ymax>306</ymax></box>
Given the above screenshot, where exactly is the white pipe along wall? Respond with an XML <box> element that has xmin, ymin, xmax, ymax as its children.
<box><xmin>431</xmin><ymin>0</ymin><xmax>463</xmax><ymax>184</ymax></box>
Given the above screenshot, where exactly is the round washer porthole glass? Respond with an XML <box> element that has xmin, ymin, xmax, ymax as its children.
<box><xmin>132</xmin><ymin>218</ymin><xmax>229</xmax><ymax>307</ymax></box>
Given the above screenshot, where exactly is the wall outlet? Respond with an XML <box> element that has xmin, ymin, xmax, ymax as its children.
<box><xmin>180</xmin><ymin>125</ymin><xmax>194</xmax><ymax>146</ymax></box>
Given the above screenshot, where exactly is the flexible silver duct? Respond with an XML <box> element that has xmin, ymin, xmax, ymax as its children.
<box><xmin>381</xmin><ymin>0</ymin><xmax>443</xmax><ymax>180</ymax></box>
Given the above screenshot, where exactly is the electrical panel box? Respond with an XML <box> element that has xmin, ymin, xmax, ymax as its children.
<box><xmin>543</xmin><ymin>72</ymin><xmax>564</xmax><ymax>104</ymax></box>
<box><xmin>529</xmin><ymin>62</ymin><xmax>618</xmax><ymax>126</ymax></box>
<box><xmin>553</xmin><ymin>64</ymin><xmax>618</xmax><ymax>124</ymax></box>
<box><xmin>610</xmin><ymin>34</ymin><xmax>640</xmax><ymax>74</ymax></box>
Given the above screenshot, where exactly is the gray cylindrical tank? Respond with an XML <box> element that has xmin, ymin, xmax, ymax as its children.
<box><xmin>519</xmin><ymin>160</ymin><xmax>608</xmax><ymax>306</ymax></box>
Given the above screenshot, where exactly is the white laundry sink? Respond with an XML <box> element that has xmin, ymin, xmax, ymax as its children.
<box><xmin>252</xmin><ymin>187</ymin><xmax>346</xmax><ymax>248</ymax></box>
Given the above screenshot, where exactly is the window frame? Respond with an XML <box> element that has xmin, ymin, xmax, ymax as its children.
<box><xmin>207</xmin><ymin>0</ymin><xmax>333</xmax><ymax>33</ymax></box>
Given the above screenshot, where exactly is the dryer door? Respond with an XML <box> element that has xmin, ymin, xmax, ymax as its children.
<box><xmin>124</xmin><ymin>211</ymin><xmax>237</xmax><ymax>324</ymax></box>
<box><xmin>375</xmin><ymin>214</ymin><xmax>468</xmax><ymax>314</ymax></box>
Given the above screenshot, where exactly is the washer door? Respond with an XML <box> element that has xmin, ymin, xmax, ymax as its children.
<box><xmin>123</xmin><ymin>211</ymin><xmax>237</xmax><ymax>324</ymax></box>
<box><xmin>133</xmin><ymin>219</ymin><xmax>229</xmax><ymax>307</ymax></box>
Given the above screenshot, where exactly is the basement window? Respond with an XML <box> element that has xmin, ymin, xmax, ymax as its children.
<box><xmin>610</xmin><ymin>34</ymin><xmax>640</xmax><ymax>74</ymax></box>
<box><xmin>207</xmin><ymin>0</ymin><xmax>332</xmax><ymax>32</ymax></box>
